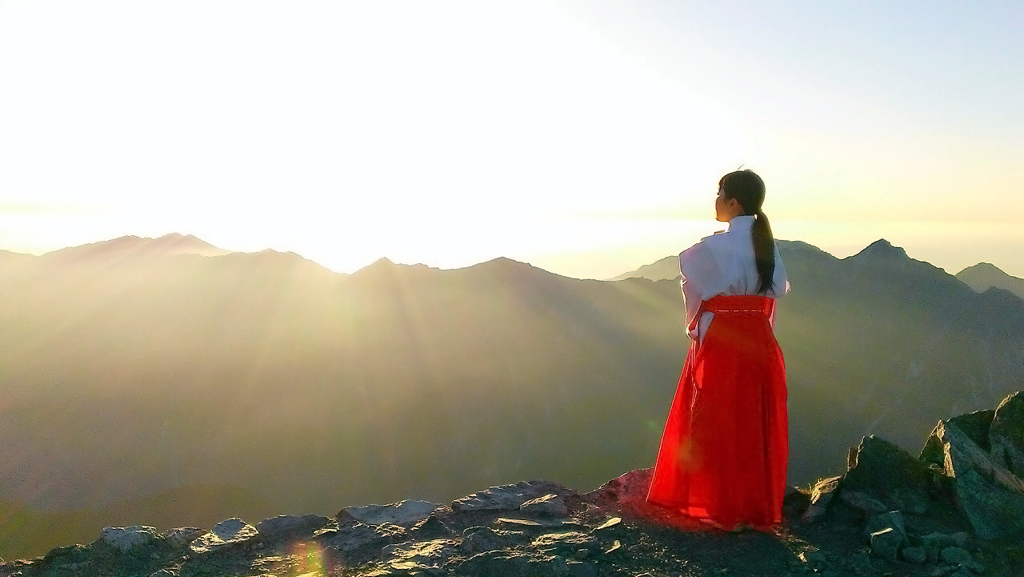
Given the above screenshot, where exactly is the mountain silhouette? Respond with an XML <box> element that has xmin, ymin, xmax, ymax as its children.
<box><xmin>42</xmin><ymin>233</ymin><xmax>231</xmax><ymax>264</ymax></box>
<box><xmin>957</xmin><ymin>262</ymin><xmax>1024</xmax><ymax>301</ymax></box>
<box><xmin>1</xmin><ymin>235</ymin><xmax>1022</xmax><ymax>558</ymax></box>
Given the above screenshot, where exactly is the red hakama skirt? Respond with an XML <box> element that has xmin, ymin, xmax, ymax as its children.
<box><xmin>647</xmin><ymin>295</ymin><xmax>788</xmax><ymax>529</ymax></box>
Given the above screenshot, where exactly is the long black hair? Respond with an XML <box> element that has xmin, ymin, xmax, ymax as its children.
<box><xmin>719</xmin><ymin>169</ymin><xmax>775</xmax><ymax>295</ymax></box>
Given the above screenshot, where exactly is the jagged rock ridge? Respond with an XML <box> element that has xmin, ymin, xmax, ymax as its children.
<box><xmin>6</xmin><ymin>392</ymin><xmax>1024</xmax><ymax>577</ymax></box>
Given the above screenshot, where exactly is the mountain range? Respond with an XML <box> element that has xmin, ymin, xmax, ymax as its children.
<box><xmin>1</xmin><ymin>233</ymin><xmax>1023</xmax><ymax>559</ymax></box>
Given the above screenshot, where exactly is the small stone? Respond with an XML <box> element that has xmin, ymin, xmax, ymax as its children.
<box><xmin>963</xmin><ymin>560</ymin><xmax>986</xmax><ymax>574</ymax></box>
<box><xmin>870</xmin><ymin>527</ymin><xmax>902</xmax><ymax>562</ymax></box>
<box><xmin>592</xmin><ymin>517</ymin><xmax>622</xmax><ymax>531</ymax></box>
<box><xmin>798</xmin><ymin>549</ymin><xmax>828</xmax><ymax>569</ymax></box>
<box><xmin>865</xmin><ymin>510</ymin><xmax>908</xmax><ymax>544</ymax></box>
<box><xmin>931</xmin><ymin>566</ymin><xmax>958</xmax><ymax>577</ymax></box>
<box><xmin>921</xmin><ymin>532</ymin><xmax>957</xmax><ymax>549</ymax></box>
<box><xmin>940</xmin><ymin>546</ymin><xmax>973</xmax><ymax>565</ymax></box>
<box><xmin>902</xmin><ymin>546</ymin><xmax>927</xmax><ymax>564</ymax></box>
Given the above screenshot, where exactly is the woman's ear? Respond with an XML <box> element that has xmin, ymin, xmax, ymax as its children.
<box><xmin>726</xmin><ymin>197</ymin><xmax>743</xmax><ymax>217</ymax></box>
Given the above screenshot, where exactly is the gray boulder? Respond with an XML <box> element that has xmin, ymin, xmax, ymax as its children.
<box><xmin>920</xmin><ymin>531</ymin><xmax>972</xmax><ymax>550</ymax></box>
<box><xmin>989</xmin><ymin>391</ymin><xmax>1024</xmax><ymax>479</ymax></box>
<box><xmin>520</xmin><ymin>494</ymin><xmax>569</xmax><ymax>517</ymax></box>
<box><xmin>955</xmin><ymin>469</ymin><xmax>1024</xmax><ymax>540</ymax></box>
<box><xmin>844</xmin><ymin>435</ymin><xmax>931</xmax><ymax>514</ymax></box>
<box><xmin>939</xmin><ymin>546</ymin><xmax>973</xmax><ymax>565</ymax></box>
<box><xmin>340</xmin><ymin>500</ymin><xmax>440</xmax><ymax>527</ymax></box>
<box><xmin>921</xmin><ymin>410</ymin><xmax>995</xmax><ymax>465</ymax></box>
<box><xmin>99</xmin><ymin>526</ymin><xmax>161</xmax><ymax>551</ymax></box>
<box><xmin>902</xmin><ymin>546</ymin><xmax>927</xmax><ymax>564</ymax></box>
<box><xmin>453</xmin><ymin>480</ymin><xmax>571</xmax><ymax>512</ymax></box>
<box><xmin>924</xmin><ymin>420</ymin><xmax>1024</xmax><ymax>538</ymax></box>
<box><xmin>926</xmin><ymin>421</ymin><xmax>1024</xmax><ymax>493</ymax></box>
<box><xmin>189</xmin><ymin>518</ymin><xmax>258</xmax><ymax>553</ymax></box>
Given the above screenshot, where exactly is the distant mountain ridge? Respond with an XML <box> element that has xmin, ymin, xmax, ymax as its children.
<box><xmin>43</xmin><ymin>233</ymin><xmax>232</xmax><ymax>261</ymax></box>
<box><xmin>2</xmin><ymin>233</ymin><xmax>1023</xmax><ymax>558</ymax></box>
<box><xmin>957</xmin><ymin>262</ymin><xmax>1024</xmax><ymax>301</ymax></box>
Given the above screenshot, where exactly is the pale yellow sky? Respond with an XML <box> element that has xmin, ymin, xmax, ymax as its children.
<box><xmin>1</xmin><ymin>0</ymin><xmax>1022</xmax><ymax>278</ymax></box>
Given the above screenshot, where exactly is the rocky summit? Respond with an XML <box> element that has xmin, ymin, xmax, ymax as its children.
<box><xmin>5</xmin><ymin>393</ymin><xmax>1024</xmax><ymax>577</ymax></box>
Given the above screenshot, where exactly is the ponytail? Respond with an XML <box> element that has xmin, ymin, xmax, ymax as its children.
<box><xmin>752</xmin><ymin>210</ymin><xmax>776</xmax><ymax>295</ymax></box>
<box><xmin>719</xmin><ymin>170</ymin><xmax>776</xmax><ymax>295</ymax></box>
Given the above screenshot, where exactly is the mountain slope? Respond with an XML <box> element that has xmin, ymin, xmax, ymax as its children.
<box><xmin>606</xmin><ymin>255</ymin><xmax>678</xmax><ymax>281</ymax></box>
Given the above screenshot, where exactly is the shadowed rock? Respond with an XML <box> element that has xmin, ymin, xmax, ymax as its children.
<box><xmin>921</xmin><ymin>409</ymin><xmax>995</xmax><ymax>464</ymax></box>
<box><xmin>256</xmin><ymin>514</ymin><xmax>332</xmax><ymax>542</ymax></box>
<box><xmin>843</xmin><ymin>435</ymin><xmax>932</xmax><ymax>514</ymax></box>
<box><xmin>990</xmin><ymin>391</ymin><xmax>1024</xmax><ymax>478</ymax></box>
<box><xmin>922</xmin><ymin>420</ymin><xmax>1024</xmax><ymax>538</ymax></box>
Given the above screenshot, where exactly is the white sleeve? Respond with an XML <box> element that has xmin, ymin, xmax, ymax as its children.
<box><xmin>679</xmin><ymin>241</ymin><xmax>721</xmax><ymax>340</ymax></box>
<box><xmin>771</xmin><ymin>246</ymin><xmax>791</xmax><ymax>297</ymax></box>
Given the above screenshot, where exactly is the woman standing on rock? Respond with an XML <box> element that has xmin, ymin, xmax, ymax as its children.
<box><xmin>647</xmin><ymin>169</ymin><xmax>790</xmax><ymax>531</ymax></box>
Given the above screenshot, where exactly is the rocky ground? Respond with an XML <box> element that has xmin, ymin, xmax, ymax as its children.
<box><xmin>4</xmin><ymin>392</ymin><xmax>1024</xmax><ymax>577</ymax></box>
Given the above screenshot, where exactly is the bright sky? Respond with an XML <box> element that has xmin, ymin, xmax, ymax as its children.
<box><xmin>1</xmin><ymin>0</ymin><xmax>1022</xmax><ymax>278</ymax></box>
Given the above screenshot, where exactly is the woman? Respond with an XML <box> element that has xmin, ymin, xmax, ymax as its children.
<box><xmin>647</xmin><ymin>169</ymin><xmax>790</xmax><ymax>531</ymax></box>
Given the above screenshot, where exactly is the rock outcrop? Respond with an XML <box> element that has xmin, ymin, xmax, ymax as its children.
<box><xmin>4</xmin><ymin>392</ymin><xmax>1024</xmax><ymax>577</ymax></box>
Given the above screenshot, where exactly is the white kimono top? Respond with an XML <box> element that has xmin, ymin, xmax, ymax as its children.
<box><xmin>679</xmin><ymin>215</ymin><xmax>791</xmax><ymax>341</ymax></box>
